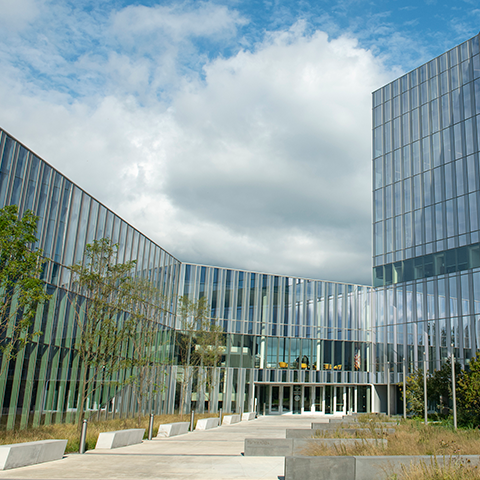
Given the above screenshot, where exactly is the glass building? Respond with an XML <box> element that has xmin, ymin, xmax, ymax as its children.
<box><xmin>372</xmin><ymin>33</ymin><xmax>480</xmax><ymax>412</ymax></box>
<box><xmin>0</xmin><ymin>128</ymin><xmax>374</xmax><ymax>429</ymax></box>
<box><xmin>1</xmin><ymin>33</ymin><xmax>480</xmax><ymax>428</ymax></box>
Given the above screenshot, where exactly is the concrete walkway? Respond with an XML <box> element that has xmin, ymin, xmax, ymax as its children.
<box><xmin>0</xmin><ymin>415</ymin><xmax>327</xmax><ymax>480</ymax></box>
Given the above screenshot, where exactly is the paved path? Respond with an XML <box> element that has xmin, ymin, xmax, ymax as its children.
<box><xmin>0</xmin><ymin>415</ymin><xmax>329</xmax><ymax>480</ymax></box>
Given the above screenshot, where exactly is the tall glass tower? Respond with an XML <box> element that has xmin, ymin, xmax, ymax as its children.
<box><xmin>372</xmin><ymin>34</ymin><xmax>480</xmax><ymax>395</ymax></box>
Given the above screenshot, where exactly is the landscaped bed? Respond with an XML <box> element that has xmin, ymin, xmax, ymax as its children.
<box><xmin>390</xmin><ymin>457</ymin><xmax>480</xmax><ymax>480</ymax></box>
<box><xmin>290</xmin><ymin>415</ymin><xmax>480</xmax><ymax>480</ymax></box>
<box><xmin>306</xmin><ymin>416</ymin><xmax>480</xmax><ymax>457</ymax></box>
<box><xmin>0</xmin><ymin>413</ymin><xmax>221</xmax><ymax>453</ymax></box>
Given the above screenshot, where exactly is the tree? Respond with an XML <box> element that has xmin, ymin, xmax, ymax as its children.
<box><xmin>69</xmin><ymin>238</ymin><xmax>136</xmax><ymax>429</ymax></box>
<box><xmin>0</xmin><ymin>205</ymin><xmax>50</xmax><ymax>374</ymax></box>
<box><xmin>175</xmin><ymin>295</ymin><xmax>210</xmax><ymax>417</ymax></box>
<box><xmin>123</xmin><ymin>278</ymin><xmax>170</xmax><ymax>426</ymax></box>
<box><xmin>402</xmin><ymin>368</ymin><xmax>426</xmax><ymax>417</ymax></box>
<box><xmin>457</xmin><ymin>353</ymin><xmax>480</xmax><ymax>427</ymax></box>
<box><xmin>428</xmin><ymin>358</ymin><xmax>461</xmax><ymax>415</ymax></box>
<box><xmin>195</xmin><ymin>321</ymin><xmax>225</xmax><ymax>413</ymax></box>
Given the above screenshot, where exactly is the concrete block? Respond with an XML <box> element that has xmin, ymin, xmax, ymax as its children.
<box><xmin>292</xmin><ymin>438</ymin><xmax>387</xmax><ymax>456</ymax></box>
<box><xmin>330</xmin><ymin>417</ymin><xmax>357</xmax><ymax>424</ymax></box>
<box><xmin>346</xmin><ymin>428</ymin><xmax>396</xmax><ymax>435</ymax></box>
<box><xmin>286</xmin><ymin>429</ymin><xmax>313</xmax><ymax>438</ymax></box>
<box><xmin>245</xmin><ymin>437</ymin><xmax>387</xmax><ymax>457</ymax></box>
<box><xmin>285</xmin><ymin>456</ymin><xmax>355</xmax><ymax>480</ymax></box>
<box><xmin>313</xmin><ymin>427</ymin><xmax>395</xmax><ymax>436</ymax></box>
<box><xmin>222</xmin><ymin>414</ymin><xmax>241</xmax><ymax>425</ymax></box>
<box><xmin>291</xmin><ymin>428</ymin><xmax>394</xmax><ymax>438</ymax></box>
<box><xmin>195</xmin><ymin>417</ymin><xmax>219</xmax><ymax>430</ymax></box>
<box><xmin>242</xmin><ymin>412</ymin><xmax>256</xmax><ymax>421</ymax></box>
<box><xmin>95</xmin><ymin>429</ymin><xmax>145</xmax><ymax>449</ymax></box>
<box><xmin>312</xmin><ymin>423</ymin><xmax>395</xmax><ymax>431</ymax></box>
<box><xmin>244</xmin><ymin>438</ymin><xmax>293</xmax><ymax>456</ymax></box>
<box><xmin>157</xmin><ymin>422</ymin><xmax>190</xmax><ymax>438</ymax></box>
<box><xmin>0</xmin><ymin>440</ymin><xmax>68</xmax><ymax>470</ymax></box>
<box><xmin>285</xmin><ymin>454</ymin><xmax>480</xmax><ymax>480</ymax></box>
<box><xmin>309</xmin><ymin>418</ymin><xmax>330</xmax><ymax>424</ymax></box>
<box><xmin>311</xmin><ymin>423</ymin><xmax>348</xmax><ymax>430</ymax></box>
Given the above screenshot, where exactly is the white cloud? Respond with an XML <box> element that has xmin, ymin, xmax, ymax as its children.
<box><xmin>119</xmin><ymin>25</ymin><xmax>394</xmax><ymax>284</ymax></box>
<box><xmin>0</xmin><ymin>5</ymin><xmax>396</xmax><ymax>285</ymax></box>
<box><xmin>111</xmin><ymin>2</ymin><xmax>247</xmax><ymax>42</ymax></box>
<box><xmin>0</xmin><ymin>0</ymin><xmax>41</xmax><ymax>31</ymax></box>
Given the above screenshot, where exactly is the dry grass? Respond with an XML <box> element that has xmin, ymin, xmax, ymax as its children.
<box><xmin>388</xmin><ymin>457</ymin><xmax>480</xmax><ymax>480</ymax></box>
<box><xmin>306</xmin><ymin>416</ymin><xmax>480</xmax><ymax>457</ymax></box>
<box><xmin>0</xmin><ymin>413</ymin><xmax>221</xmax><ymax>453</ymax></box>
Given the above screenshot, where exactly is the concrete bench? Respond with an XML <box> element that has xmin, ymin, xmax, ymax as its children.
<box><xmin>0</xmin><ymin>439</ymin><xmax>68</xmax><ymax>470</ymax></box>
<box><xmin>242</xmin><ymin>412</ymin><xmax>256</xmax><ymax>421</ymax></box>
<box><xmin>157</xmin><ymin>422</ymin><xmax>190</xmax><ymax>437</ymax></box>
<box><xmin>288</xmin><ymin>428</ymin><xmax>395</xmax><ymax>438</ymax></box>
<box><xmin>245</xmin><ymin>438</ymin><xmax>294</xmax><ymax>456</ymax></box>
<box><xmin>284</xmin><ymin>455</ymin><xmax>480</xmax><ymax>480</ymax></box>
<box><xmin>286</xmin><ymin>429</ymin><xmax>314</xmax><ymax>438</ymax></box>
<box><xmin>244</xmin><ymin>438</ymin><xmax>387</xmax><ymax>457</ymax></box>
<box><xmin>330</xmin><ymin>418</ymin><xmax>396</xmax><ymax>426</ymax></box>
<box><xmin>195</xmin><ymin>418</ymin><xmax>219</xmax><ymax>430</ymax></box>
<box><xmin>95</xmin><ymin>428</ymin><xmax>145</xmax><ymax>449</ymax></box>
<box><xmin>329</xmin><ymin>417</ymin><xmax>358</xmax><ymax>424</ymax></box>
<box><xmin>312</xmin><ymin>423</ymin><xmax>395</xmax><ymax>431</ymax></box>
<box><xmin>311</xmin><ymin>423</ymin><xmax>354</xmax><ymax>430</ymax></box>
<box><xmin>222</xmin><ymin>414</ymin><xmax>241</xmax><ymax>425</ymax></box>
<box><xmin>285</xmin><ymin>456</ymin><xmax>355</xmax><ymax>480</ymax></box>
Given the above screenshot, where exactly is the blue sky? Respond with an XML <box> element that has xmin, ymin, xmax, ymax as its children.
<box><xmin>0</xmin><ymin>0</ymin><xmax>479</xmax><ymax>284</ymax></box>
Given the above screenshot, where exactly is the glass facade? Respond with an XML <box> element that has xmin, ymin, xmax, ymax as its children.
<box><xmin>0</xmin><ymin>129</ymin><xmax>180</xmax><ymax>429</ymax></box>
<box><xmin>0</xmin><ymin>129</ymin><xmax>373</xmax><ymax>428</ymax></box>
<box><xmin>372</xmin><ymin>34</ymin><xmax>480</xmax><ymax>394</ymax></box>
<box><xmin>2</xmin><ymin>34</ymin><xmax>480</xmax><ymax>426</ymax></box>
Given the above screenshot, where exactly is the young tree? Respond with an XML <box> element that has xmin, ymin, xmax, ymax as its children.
<box><xmin>123</xmin><ymin>278</ymin><xmax>170</xmax><ymax>426</ymax></box>
<box><xmin>457</xmin><ymin>353</ymin><xmax>480</xmax><ymax>427</ymax></box>
<box><xmin>175</xmin><ymin>295</ymin><xmax>210</xmax><ymax>417</ymax></box>
<box><xmin>403</xmin><ymin>368</ymin><xmax>426</xmax><ymax>417</ymax></box>
<box><xmin>428</xmin><ymin>358</ymin><xmax>461</xmax><ymax>415</ymax></box>
<box><xmin>69</xmin><ymin>238</ymin><xmax>136</xmax><ymax>429</ymax></box>
<box><xmin>0</xmin><ymin>205</ymin><xmax>50</xmax><ymax>374</ymax></box>
<box><xmin>196</xmin><ymin>321</ymin><xmax>225</xmax><ymax>413</ymax></box>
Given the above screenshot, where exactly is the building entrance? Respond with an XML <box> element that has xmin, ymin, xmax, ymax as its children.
<box><xmin>256</xmin><ymin>384</ymin><xmax>370</xmax><ymax>415</ymax></box>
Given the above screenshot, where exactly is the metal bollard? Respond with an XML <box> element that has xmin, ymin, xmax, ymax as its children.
<box><xmin>263</xmin><ymin>403</ymin><xmax>266</xmax><ymax>416</ymax></box>
<box><xmin>218</xmin><ymin>408</ymin><xmax>223</xmax><ymax>426</ymax></box>
<box><xmin>148</xmin><ymin>413</ymin><xmax>155</xmax><ymax>440</ymax></box>
<box><xmin>79</xmin><ymin>419</ymin><xmax>88</xmax><ymax>454</ymax></box>
<box><xmin>190</xmin><ymin>409</ymin><xmax>195</xmax><ymax>431</ymax></box>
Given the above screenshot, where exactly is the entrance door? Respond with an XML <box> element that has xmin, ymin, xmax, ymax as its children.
<box><xmin>293</xmin><ymin>386</ymin><xmax>301</xmax><ymax>414</ymax></box>
<box><xmin>325</xmin><ymin>385</ymin><xmax>333</xmax><ymax>414</ymax></box>
<box><xmin>271</xmin><ymin>386</ymin><xmax>280</xmax><ymax>413</ymax></box>
<box><xmin>303</xmin><ymin>386</ymin><xmax>312</xmax><ymax>413</ymax></box>
<box><xmin>314</xmin><ymin>386</ymin><xmax>323</xmax><ymax>413</ymax></box>
<box><xmin>282</xmin><ymin>386</ymin><xmax>291</xmax><ymax>412</ymax></box>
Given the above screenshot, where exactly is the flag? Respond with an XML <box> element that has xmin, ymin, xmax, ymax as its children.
<box><xmin>354</xmin><ymin>350</ymin><xmax>361</xmax><ymax>370</ymax></box>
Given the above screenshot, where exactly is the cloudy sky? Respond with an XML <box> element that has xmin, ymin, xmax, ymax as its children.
<box><xmin>0</xmin><ymin>0</ymin><xmax>479</xmax><ymax>285</ymax></box>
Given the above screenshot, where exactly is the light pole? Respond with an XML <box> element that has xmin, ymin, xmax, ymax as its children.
<box><xmin>423</xmin><ymin>351</ymin><xmax>428</xmax><ymax>425</ymax></box>
<box><xmin>451</xmin><ymin>344</ymin><xmax>457</xmax><ymax>430</ymax></box>
<box><xmin>385</xmin><ymin>361</ymin><xmax>391</xmax><ymax>417</ymax></box>
<box><xmin>402</xmin><ymin>357</ymin><xmax>407</xmax><ymax>420</ymax></box>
